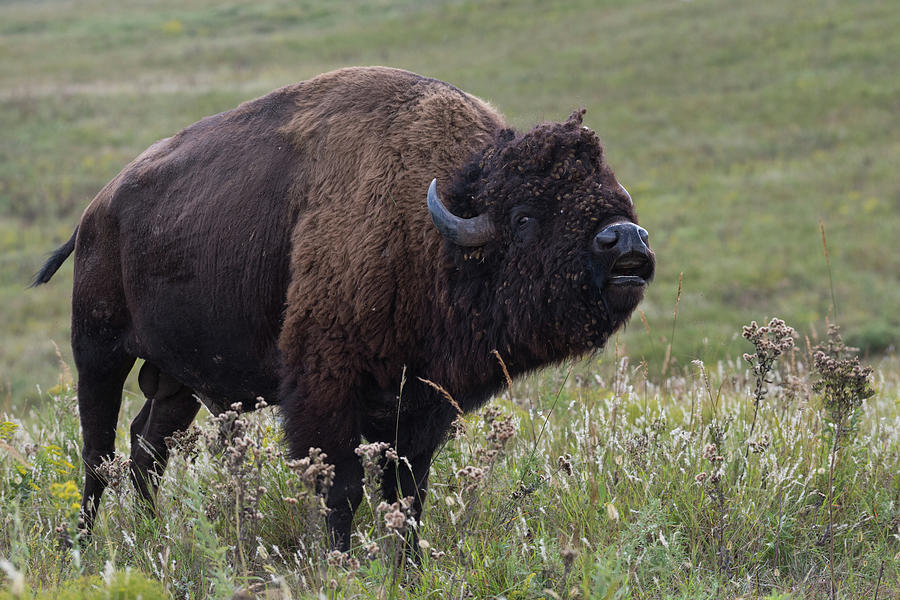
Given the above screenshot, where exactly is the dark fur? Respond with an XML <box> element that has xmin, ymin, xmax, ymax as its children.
<box><xmin>33</xmin><ymin>67</ymin><xmax>653</xmax><ymax>549</ymax></box>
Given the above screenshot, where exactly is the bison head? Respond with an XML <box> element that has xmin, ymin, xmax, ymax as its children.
<box><xmin>428</xmin><ymin>110</ymin><xmax>655</xmax><ymax>368</ymax></box>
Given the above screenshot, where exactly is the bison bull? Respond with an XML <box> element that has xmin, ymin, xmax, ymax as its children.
<box><xmin>33</xmin><ymin>66</ymin><xmax>655</xmax><ymax>550</ymax></box>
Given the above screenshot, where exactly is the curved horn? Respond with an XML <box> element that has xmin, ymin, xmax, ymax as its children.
<box><xmin>426</xmin><ymin>179</ymin><xmax>496</xmax><ymax>247</ymax></box>
<box><xmin>619</xmin><ymin>184</ymin><xmax>633</xmax><ymax>206</ymax></box>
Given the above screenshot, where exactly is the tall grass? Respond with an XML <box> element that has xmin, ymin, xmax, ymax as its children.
<box><xmin>1</xmin><ymin>319</ymin><xmax>896</xmax><ymax>598</ymax></box>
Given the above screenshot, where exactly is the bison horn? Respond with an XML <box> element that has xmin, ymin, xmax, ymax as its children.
<box><xmin>427</xmin><ymin>179</ymin><xmax>496</xmax><ymax>247</ymax></box>
<box><xmin>619</xmin><ymin>184</ymin><xmax>633</xmax><ymax>205</ymax></box>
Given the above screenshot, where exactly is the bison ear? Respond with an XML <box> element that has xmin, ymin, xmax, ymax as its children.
<box><xmin>426</xmin><ymin>179</ymin><xmax>496</xmax><ymax>247</ymax></box>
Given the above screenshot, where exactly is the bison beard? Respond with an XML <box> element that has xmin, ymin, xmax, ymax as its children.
<box><xmin>32</xmin><ymin>67</ymin><xmax>654</xmax><ymax>553</ymax></box>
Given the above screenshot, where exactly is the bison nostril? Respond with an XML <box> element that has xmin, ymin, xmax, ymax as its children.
<box><xmin>638</xmin><ymin>227</ymin><xmax>649</xmax><ymax>245</ymax></box>
<box><xmin>593</xmin><ymin>229</ymin><xmax>618</xmax><ymax>253</ymax></box>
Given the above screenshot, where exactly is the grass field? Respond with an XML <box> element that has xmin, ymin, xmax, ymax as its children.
<box><xmin>2</xmin><ymin>324</ymin><xmax>898</xmax><ymax>598</ymax></box>
<box><xmin>1</xmin><ymin>0</ymin><xmax>899</xmax><ymax>597</ymax></box>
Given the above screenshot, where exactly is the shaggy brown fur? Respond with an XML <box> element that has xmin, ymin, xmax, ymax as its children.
<box><xmin>32</xmin><ymin>67</ymin><xmax>654</xmax><ymax>551</ymax></box>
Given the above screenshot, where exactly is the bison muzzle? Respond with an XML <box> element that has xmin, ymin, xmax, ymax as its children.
<box><xmin>32</xmin><ymin>66</ymin><xmax>655</xmax><ymax>552</ymax></box>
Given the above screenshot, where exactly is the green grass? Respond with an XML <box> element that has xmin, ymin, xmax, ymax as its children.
<box><xmin>1</xmin><ymin>331</ymin><xmax>897</xmax><ymax>597</ymax></box>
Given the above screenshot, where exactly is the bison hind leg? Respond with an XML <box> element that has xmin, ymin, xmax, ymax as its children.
<box><xmin>129</xmin><ymin>362</ymin><xmax>200</xmax><ymax>513</ymax></box>
<box><xmin>73</xmin><ymin>345</ymin><xmax>135</xmax><ymax>537</ymax></box>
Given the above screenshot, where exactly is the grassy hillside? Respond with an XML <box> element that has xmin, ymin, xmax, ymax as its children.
<box><xmin>2</xmin><ymin>0</ymin><xmax>899</xmax><ymax>402</ymax></box>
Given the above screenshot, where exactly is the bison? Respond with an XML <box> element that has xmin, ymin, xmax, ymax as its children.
<box><xmin>33</xmin><ymin>66</ymin><xmax>654</xmax><ymax>550</ymax></box>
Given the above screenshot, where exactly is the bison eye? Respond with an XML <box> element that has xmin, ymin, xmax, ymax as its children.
<box><xmin>511</xmin><ymin>210</ymin><xmax>536</xmax><ymax>229</ymax></box>
<box><xmin>510</xmin><ymin>211</ymin><xmax>538</xmax><ymax>243</ymax></box>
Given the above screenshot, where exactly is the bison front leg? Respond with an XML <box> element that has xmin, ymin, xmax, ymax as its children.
<box><xmin>379</xmin><ymin>402</ymin><xmax>457</xmax><ymax>564</ymax></box>
<box><xmin>324</xmin><ymin>453</ymin><xmax>364</xmax><ymax>552</ymax></box>
<box><xmin>280</xmin><ymin>371</ymin><xmax>364</xmax><ymax>552</ymax></box>
<box><xmin>380</xmin><ymin>449</ymin><xmax>435</xmax><ymax>564</ymax></box>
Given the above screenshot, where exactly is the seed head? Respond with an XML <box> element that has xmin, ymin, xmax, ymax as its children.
<box><xmin>557</xmin><ymin>454</ymin><xmax>574</xmax><ymax>476</ymax></box>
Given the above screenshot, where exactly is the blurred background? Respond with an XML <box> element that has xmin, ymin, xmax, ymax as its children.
<box><xmin>1</xmin><ymin>0</ymin><xmax>898</xmax><ymax>407</ymax></box>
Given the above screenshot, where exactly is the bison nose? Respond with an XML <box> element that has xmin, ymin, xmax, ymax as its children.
<box><xmin>592</xmin><ymin>222</ymin><xmax>649</xmax><ymax>254</ymax></box>
<box><xmin>593</xmin><ymin>222</ymin><xmax>654</xmax><ymax>283</ymax></box>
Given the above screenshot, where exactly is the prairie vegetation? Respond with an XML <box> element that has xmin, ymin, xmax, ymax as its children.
<box><xmin>1</xmin><ymin>0</ymin><xmax>898</xmax><ymax>597</ymax></box>
<box><xmin>1</xmin><ymin>321</ymin><xmax>897</xmax><ymax>598</ymax></box>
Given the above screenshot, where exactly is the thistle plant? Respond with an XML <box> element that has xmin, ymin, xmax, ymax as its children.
<box><xmin>813</xmin><ymin>325</ymin><xmax>875</xmax><ymax>442</ymax></box>
<box><xmin>742</xmin><ymin>318</ymin><xmax>796</xmax><ymax>459</ymax></box>
<box><xmin>812</xmin><ymin>324</ymin><xmax>875</xmax><ymax>598</ymax></box>
<box><xmin>202</xmin><ymin>401</ymin><xmax>275</xmax><ymax>575</ymax></box>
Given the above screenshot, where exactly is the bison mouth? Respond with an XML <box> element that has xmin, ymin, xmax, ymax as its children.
<box><xmin>598</xmin><ymin>251</ymin><xmax>654</xmax><ymax>321</ymax></box>
<box><xmin>605</xmin><ymin>252</ymin><xmax>654</xmax><ymax>287</ymax></box>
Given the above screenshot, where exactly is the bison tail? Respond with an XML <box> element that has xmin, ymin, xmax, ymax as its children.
<box><xmin>30</xmin><ymin>226</ymin><xmax>78</xmax><ymax>287</ymax></box>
